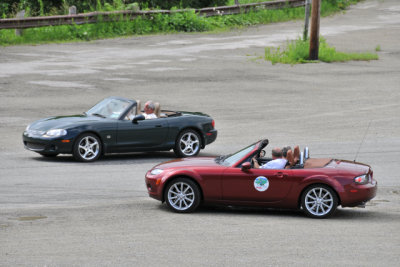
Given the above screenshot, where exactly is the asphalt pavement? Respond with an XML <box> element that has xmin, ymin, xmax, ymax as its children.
<box><xmin>0</xmin><ymin>0</ymin><xmax>399</xmax><ymax>266</ymax></box>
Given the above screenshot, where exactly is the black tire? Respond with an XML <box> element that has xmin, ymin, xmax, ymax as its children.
<box><xmin>39</xmin><ymin>152</ymin><xmax>59</xmax><ymax>157</ymax></box>
<box><xmin>73</xmin><ymin>133</ymin><xmax>102</xmax><ymax>162</ymax></box>
<box><xmin>173</xmin><ymin>129</ymin><xmax>201</xmax><ymax>157</ymax></box>
<box><xmin>164</xmin><ymin>178</ymin><xmax>201</xmax><ymax>213</ymax></box>
<box><xmin>301</xmin><ymin>184</ymin><xmax>338</xmax><ymax>219</ymax></box>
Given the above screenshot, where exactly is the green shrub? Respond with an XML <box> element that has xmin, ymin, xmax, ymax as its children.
<box><xmin>0</xmin><ymin>0</ymin><xmax>364</xmax><ymax>46</ymax></box>
<box><xmin>0</xmin><ymin>0</ymin><xmax>63</xmax><ymax>17</ymax></box>
<box><xmin>0</xmin><ymin>0</ymin><xmax>229</xmax><ymax>17</ymax></box>
<box><xmin>135</xmin><ymin>0</ymin><xmax>228</xmax><ymax>9</ymax></box>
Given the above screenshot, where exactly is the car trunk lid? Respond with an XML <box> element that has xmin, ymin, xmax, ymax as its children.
<box><xmin>330</xmin><ymin>159</ymin><xmax>371</xmax><ymax>175</ymax></box>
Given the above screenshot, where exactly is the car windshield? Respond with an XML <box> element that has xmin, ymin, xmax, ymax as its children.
<box><xmin>216</xmin><ymin>143</ymin><xmax>257</xmax><ymax>167</ymax></box>
<box><xmin>86</xmin><ymin>98</ymin><xmax>131</xmax><ymax>119</ymax></box>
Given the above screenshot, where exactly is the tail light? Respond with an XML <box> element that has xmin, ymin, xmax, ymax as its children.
<box><xmin>211</xmin><ymin>120</ymin><xmax>215</xmax><ymax>129</ymax></box>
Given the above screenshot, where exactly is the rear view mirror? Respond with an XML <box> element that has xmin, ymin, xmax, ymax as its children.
<box><xmin>241</xmin><ymin>162</ymin><xmax>251</xmax><ymax>171</ymax></box>
<box><xmin>132</xmin><ymin>114</ymin><xmax>145</xmax><ymax>123</ymax></box>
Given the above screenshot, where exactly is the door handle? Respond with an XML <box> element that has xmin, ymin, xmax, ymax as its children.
<box><xmin>276</xmin><ymin>172</ymin><xmax>287</xmax><ymax>178</ymax></box>
<box><xmin>155</xmin><ymin>125</ymin><xmax>162</xmax><ymax>127</ymax></box>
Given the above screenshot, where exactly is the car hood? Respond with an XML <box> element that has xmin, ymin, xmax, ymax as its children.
<box><xmin>27</xmin><ymin>115</ymin><xmax>103</xmax><ymax>131</ymax></box>
<box><xmin>154</xmin><ymin>157</ymin><xmax>223</xmax><ymax>170</ymax></box>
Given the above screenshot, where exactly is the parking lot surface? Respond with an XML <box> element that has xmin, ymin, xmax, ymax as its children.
<box><xmin>1</xmin><ymin>0</ymin><xmax>399</xmax><ymax>266</ymax></box>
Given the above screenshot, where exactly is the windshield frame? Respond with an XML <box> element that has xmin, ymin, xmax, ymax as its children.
<box><xmin>217</xmin><ymin>140</ymin><xmax>268</xmax><ymax>167</ymax></box>
<box><xmin>86</xmin><ymin>97</ymin><xmax>135</xmax><ymax>120</ymax></box>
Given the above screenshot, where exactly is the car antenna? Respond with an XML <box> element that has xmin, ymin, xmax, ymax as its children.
<box><xmin>354</xmin><ymin>121</ymin><xmax>371</xmax><ymax>162</ymax></box>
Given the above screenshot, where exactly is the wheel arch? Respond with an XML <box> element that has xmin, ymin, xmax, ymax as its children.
<box><xmin>297</xmin><ymin>182</ymin><xmax>342</xmax><ymax>209</ymax></box>
<box><xmin>161</xmin><ymin>175</ymin><xmax>204</xmax><ymax>203</ymax></box>
<box><xmin>73</xmin><ymin>130</ymin><xmax>105</xmax><ymax>154</ymax></box>
<box><xmin>176</xmin><ymin>127</ymin><xmax>205</xmax><ymax>149</ymax></box>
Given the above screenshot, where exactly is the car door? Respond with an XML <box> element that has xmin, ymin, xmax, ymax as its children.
<box><xmin>116</xmin><ymin>118</ymin><xmax>169</xmax><ymax>151</ymax></box>
<box><xmin>221</xmin><ymin>167</ymin><xmax>292</xmax><ymax>202</ymax></box>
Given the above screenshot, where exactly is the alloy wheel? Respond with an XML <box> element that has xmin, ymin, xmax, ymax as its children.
<box><xmin>179</xmin><ymin>132</ymin><xmax>200</xmax><ymax>156</ymax></box>
<box><xmin>78</xmin><ymin>136</ymin><xmax>100</xmax><ymax>161</ymax></box>
<box><xmin>167</xmin><ymin>182</ymin><xmax>195</xmax><ymax>211</ymax></box>
<box><xmin>304</xmin><ymin>187</ymin><xmax>334</xmax><ymax>217</ymax></box>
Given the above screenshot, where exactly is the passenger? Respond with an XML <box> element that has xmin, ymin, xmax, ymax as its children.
<box><xmin>143</xmin><ymin>101</ymin><xmax>157</xmax><ymax>119</ymax></box>
<box><xmin>252</xmin><ymin>147</ymin><xmax>287</xmax><ymax>169</ymax></box>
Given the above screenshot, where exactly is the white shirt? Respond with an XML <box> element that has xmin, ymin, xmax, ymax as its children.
<box><xmin>144</xmin><ymin>113</ymin><xmax>157</xmax><ymax>119</ymax></box>
<box><xmin>260</xmin><ymin>158</ymin><xmax>287</xmax><ymax>169</ymax></box>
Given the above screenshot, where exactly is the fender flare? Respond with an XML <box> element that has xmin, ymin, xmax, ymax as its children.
<box><xmin>160</xmin><ymin>169</ymin><xmax>204</xmax><ymax>202</ymax></box>
<box><xmin>296</xmin><ymin>175</ymin><xmax>344</xmax><ymax>206</ymax></box>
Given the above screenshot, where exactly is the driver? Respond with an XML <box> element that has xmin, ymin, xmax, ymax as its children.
<box><xmin>144</xmin><ymin>101</ymin><xmax>157</xmax><ymax>119</ymax></box>
<box><xmin>252</xmin><ymin>147</ymin><xmax>287</xmax><ymax>169</ymax></box>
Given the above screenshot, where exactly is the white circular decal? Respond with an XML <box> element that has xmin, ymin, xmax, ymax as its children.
<box><xmin>254</xmin><ymin>176</ymin><xmax>269</xmax><ymax>192</ymax></box>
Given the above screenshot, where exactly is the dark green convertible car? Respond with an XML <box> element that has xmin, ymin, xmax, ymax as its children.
<box><xmin>23</xmin><ymin>97</ymin><xmax>217</xmax><ymax>162</ymax></box>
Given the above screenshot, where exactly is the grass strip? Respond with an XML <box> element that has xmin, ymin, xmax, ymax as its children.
<box><xmin>264</xmin><ymin>37</ymin><xmax>379</xmax><ymax>64</ymax></box>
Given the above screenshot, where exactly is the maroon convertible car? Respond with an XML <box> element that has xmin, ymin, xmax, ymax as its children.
<box><xmin>145</xmin><ymin>139</ymin><xmax>377</xmax><ymax>218</ymax></box>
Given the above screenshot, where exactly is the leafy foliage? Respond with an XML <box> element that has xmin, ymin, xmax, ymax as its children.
<box><xmin>0</xmin><ymin>0</ymin><xmax>364</xmax><ymax>46</ymax></box>
<box><xmin>0</xmin><ymin>0</ymin><xmax>228</xmax><ymax>17</ymax></box>
<box><xmin>135</xmin><ymin>0</ymin><xmax>228</xmax><ymax>9</ymax></box>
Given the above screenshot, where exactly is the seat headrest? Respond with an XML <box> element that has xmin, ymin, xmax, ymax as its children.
<box><xmin>154</xmin><ymin>102</ymin><xmax>161</xmax><ymax>118</ymax></box>
<box><xmin>286</xmin><ymin>149</ymin><xmax>295</xmax><ymax>167</ymax></box>
<box><xmin>293</xmin><ymin>145</ymin><xmax>300</xmax><ymax>164</ymax></box>
<box><xmin>136</xmin><ymin>100</ymin><xmax>141</xmax><ymax>115</ymax></box>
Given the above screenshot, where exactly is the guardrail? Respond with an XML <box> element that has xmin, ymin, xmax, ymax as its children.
<box><xmin>0</xmin><ymin>0</ymin><xmax>304</xmax><ymax>30</ymax></box>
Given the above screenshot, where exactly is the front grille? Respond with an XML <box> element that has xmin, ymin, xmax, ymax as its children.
<box><xmin>25</xmin><ymin>130</ymin><xmax>46</xmax><ymax>136</ymax></box>
<box><xmin>25</xmin><ymin>142</ymin><xmax>46</xmax><ymax>151</ymax></box>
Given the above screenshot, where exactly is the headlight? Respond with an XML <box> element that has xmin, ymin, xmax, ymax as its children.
<box><xmin>354</xmin><ymin>174</ymin><xmax>369</xmax><ymax>185</ymax></box>
<box><xmin>150</xmin><ymin>169</ymin><xmax>164</xmax><ymax>175</ymax></box>
<box><xmin>43</xmin><ymin>129</ymin><xmax>67</xmax><ymax>138</ymax></box>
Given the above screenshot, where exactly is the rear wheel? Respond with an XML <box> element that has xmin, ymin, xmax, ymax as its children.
<box><xmin>174</xmin><ymin>129</ymin><xmax>201</xmax><ymax>157</ymax></box>
<box><xmin>73</xmin><ymin>133</ymin><xmax>102</xmax><ymax>162</ymax></box>
<box><xmin>164</xmin><ymin>178</ymin><xmax>201</xmax><ymax>213</ymax></box>
<box><xmin>301</xmin><ymin>184</ymin><xmax>338</xmax><ymax>218</ymax></box>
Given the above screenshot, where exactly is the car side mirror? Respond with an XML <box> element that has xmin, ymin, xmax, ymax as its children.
<box><xmin>132</xmin><ymin>114</ymin><xmax>145</xmax><ymax>124</ymax></box>
<box><xmin>241</xmin><ymin>162</ymin><xmax>251</xmax><ymax>172</ymax></box>
<box><xmin>259</xmin><ymin>150</ymin><xmax>266</xmax><ymax>157</ymax></box>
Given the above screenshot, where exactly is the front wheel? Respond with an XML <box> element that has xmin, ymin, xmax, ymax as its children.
<box><xmin>174</xmin><ymin>129</ymin><xmax>201</xmax><ymax>157</ymax></box>
<box><xmin>301</xmin><ymin>184</ymin><xmax>338</xmax><ymax>218</ymax></box>
<box><xmin>73</xmin><ymin>133</ymin><xmax>102</xmax><ymax>162</ymax></box>
<box><xmin>165</xmin><ymin>178</ymin><xmax>201</xmax><ymax>213</ymax></box>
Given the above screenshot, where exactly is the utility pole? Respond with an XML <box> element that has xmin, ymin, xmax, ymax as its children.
<box><xmin>303</xmin><ymin>0</ymin><xmax>311</xmax><ymax>40</ymax></box>
<box><xmin>15</xmin><ymin>10</ymin><xmax>25</xmax><ymax>36</ymax></box>
<box><xmin>309</xmin><ymin>0</ymin><xmax>320</xmax><ymax>60</ymax></box>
